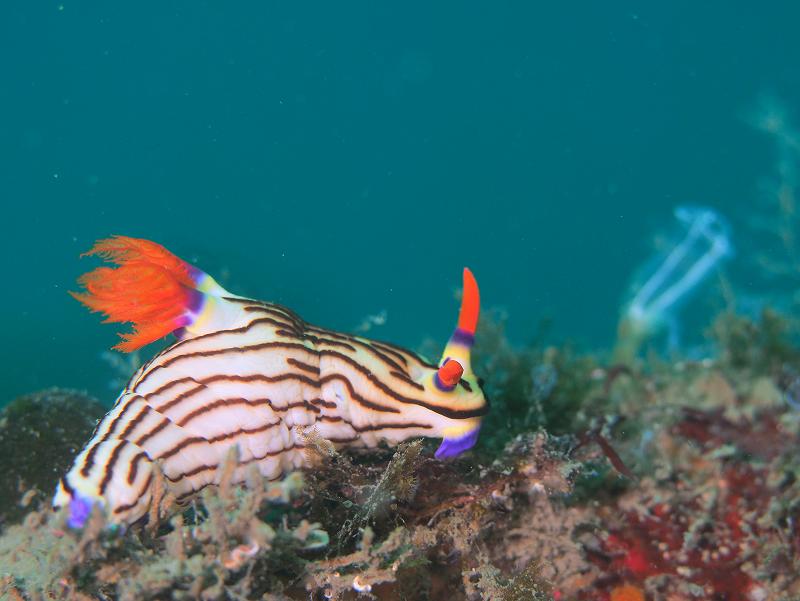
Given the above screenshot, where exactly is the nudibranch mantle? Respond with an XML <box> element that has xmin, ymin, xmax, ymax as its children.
<box><xmin>54</xmin><ymin>237</ymin><xmax>488</xmax><ymax>525</ymax></box>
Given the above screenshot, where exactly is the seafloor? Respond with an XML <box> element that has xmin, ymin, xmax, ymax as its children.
<box><xmin>1</xmin><ymin>309</ymin><xmax>799</xmax><ymax>601</ymax></box>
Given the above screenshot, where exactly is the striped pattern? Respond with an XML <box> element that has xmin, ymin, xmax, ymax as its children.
<box><xmin>54</xmin><ymin>296</ymin><xmax>487</xmax><ymax>525</ymax></box>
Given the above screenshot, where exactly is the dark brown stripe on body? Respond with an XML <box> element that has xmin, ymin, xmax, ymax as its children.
<box><xmin>156</xmin><ymin>383</ymin><xmax>209</xmax><ymax>412</ymax></box>
<box><xmin>80</xmin><ymin>442</ymin><xmax>102</xmax><ymax>478</ymax></box>
<box><xmin>135</xmin><ymin>417</ymin><xmax>171</xmax><ymax>446</ymax></box>
<box><xmin>287</xmin><ymin>357</ymin><xmax>320</xmax><ymax>375</ymax></box>
<box><xmin>150</xmin><ymin>316</ymin><xmax>296</xmax><ymax>366</ymax></box>
<box><xmin>156</xmin><ymin>340</ymin><xmax>315</xmax><ymax>371</ymax></box>
<box><xmin>390</xmin><ymin>370</ymin><xmax>425</xmax><ymax>391</ymax></box>
<box><xmin>145</xmin><ymin>376</ymin><xmax>199</xmax><ymax>398</ymax></box>
<box><xmin>275</xmin><ymin>330</ymin><xmax>357</xmax><ymax>352</ymax></box>
<box><xmin>370</xmin><ymin>341</ymin><xmax>414</xmax><ymax>366</ymax></box>
<box><xmin>176</xmin><ymin>372</ymin><xmax>400</xmax><ymax>415</ymax></box>
<box><xmin>310</xmin><ymin>397</ymin><xmax>337</xmax><ymax>409</ymax></box>
<box><xmin>370</xmin><ymin>338</ymin><xmax>438</xmax><ymax>369</ymax></box>
<box><xmin>117</xmin><ymin>404</ymin><xmax>152</xmax><ymax>441</ymax></box>
<box><xmin>88</xmin><ymin>393</ymin><xmax>144</xmax><ymax>463</ymax></box>
<box><xmin>306</xmin><ymin>325</ymin><xmax>425</xmax><ymax>369</ymax></box>
<box><xmin>240</xmin><ymin>306</ymin><xmax>302</xmax><ymax>332</ymax></box>
<box><xmin>319</xmin><ymin>415</ymin><xmax>344</xmax><ymax>423</ymax></box>
<box><xmin>354</xmin><ymin>421</ymin><xmax>432</xmax><ymax>432</ymax></box>
<box><xmin>112</xmin><ymin>418</ymin><xmax>431</xmax><ymax>517</ymax></box>
<box><xmin>222</xmin><ymin>297</ymin><xmax>305</xmax><ymax>329</ymax></box>
<box><xmin>321</xmin><ymin>349</ymin><xmax>488</xmax><ymax>419</ymax></box>
<box><xmin>317</xmin><ymin>414</ymin><xmax>431</xmax><ymax>433</ymax></box>
<box><xmin>176</xmin><ymin>396</ymin><xmax>320</xmax><ymax>428</ymax></box>
<box><xmin>165</xmin><ymin>442</ymin><xmax>305</xmax><ymax>484</ymax></box>
<box><xmin>305</xmin><ymin>327</ymin><xmax>350</xmax><ymax>342</ymax></box>
<box><xmin>202</xmin><ymin>371</ymin><xmax>319</xmax><ymax>388</ymax></box>
<box><xmin>60</xmin><ymin>474</ymin><xmax>75</xmax><ymax>498</ymax></box>
<box><xmin>259</xmin><ymin>301</ymin><xmax>305</xmax><ymax>328</ymax></box>
<box><xmin>306</xmin><ymin>326</ymin><xmax>409</xmax><ymax>372</ymax></box>
<box><xmin>157</xmin><ymin>421</ymin><xmax>281</xmax><ymax>461</ymax></box>
<box><xmin>127</xmin><ymin>452</ymin><xmax>149</xmax><ymax>485</ymax></box>
<box><xmin>134</xmin><ymin>341</ymin><xmax>321</xmax><ymax>390</ymax></box>
<box><xmin>98</xmin><ymin>440</ymin><xmax>128</xmax><ymax>495</ymax></box>
<box><xmin>113</xmin><ymin>472</ymin><xmax>153</xmax><ymax>514</ymax></box>
<box><xmin>321</xmin><ymin>373</ymin><xmax>402</xmax><ymax>414</ymax></box>
<box><xmin>157</xmin><ymin>436</ymin><xmax>205</xmax><ymax>460</ymax></box>
<box><xmin>365</xmin><ymin>346</ymin><xmax>406</xmax><ymax>373</ymax></box>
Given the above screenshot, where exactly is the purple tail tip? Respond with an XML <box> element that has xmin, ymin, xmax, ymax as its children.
<box><xmin>67</xmin><ymin>494</ymin><xmax>95</xmax><ymax>529</ymax></box>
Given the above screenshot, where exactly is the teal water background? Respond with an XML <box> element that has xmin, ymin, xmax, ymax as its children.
<box><xmin>2</xmin><ymin>2</ymin><xmax>799</xmax><ymax>404</ymax></box>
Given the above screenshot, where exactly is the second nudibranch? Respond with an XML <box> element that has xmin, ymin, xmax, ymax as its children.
<box><xmin>53</xmin><ymin>237</ymin><xmax>488</xmax><ymax>525</ymax></box>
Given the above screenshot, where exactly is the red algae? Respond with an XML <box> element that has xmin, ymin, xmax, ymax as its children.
<box><xmin>578</xmin><ymin>399</ymin><xmax>799</xmax><ymax>601</ymax></box>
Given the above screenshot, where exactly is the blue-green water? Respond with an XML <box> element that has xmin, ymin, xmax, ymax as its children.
<box><xmin>2</xmin><ymin>2</ymin><xmax>799</xmax><ymax>404</ymax></box>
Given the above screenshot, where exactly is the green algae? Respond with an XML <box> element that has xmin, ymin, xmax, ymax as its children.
<box><xmin>712</xmin><ymin>308</ymin><xmax>800</xmax><ymax>374</ymax></box>
<box><xmin>470</xmin><ymin>310</ymin><xmax>606</xmax><ymax>455</ymax></box>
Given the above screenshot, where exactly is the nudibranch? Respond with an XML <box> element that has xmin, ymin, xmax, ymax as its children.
<box><xmin>53</xmin><ymin>237</ymin><xmax>488</xmax><ymax>526</ymax></box>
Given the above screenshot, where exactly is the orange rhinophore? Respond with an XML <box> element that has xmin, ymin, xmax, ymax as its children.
<box><xmin>458</xmin><ymin>267</ymin><xmax>480</xmax><ymax>335</ymax></box>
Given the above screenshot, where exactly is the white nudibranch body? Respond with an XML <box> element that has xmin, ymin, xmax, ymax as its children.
<box><xmin>54</xmin><ymin>237</ymin><xmax>487</xmax><ymax>526</ymax></box>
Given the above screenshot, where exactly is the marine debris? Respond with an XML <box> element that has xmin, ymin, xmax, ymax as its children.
<box><xmin>613</xmin><ymin>206</ymin><xmax>733</xmax><ymax>365</ymax></box>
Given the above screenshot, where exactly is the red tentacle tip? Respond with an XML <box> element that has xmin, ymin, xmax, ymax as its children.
<box><xmin>437</xmin><ymin>358</ymin><xmax>464</xmax><ymax>389</ymax></box>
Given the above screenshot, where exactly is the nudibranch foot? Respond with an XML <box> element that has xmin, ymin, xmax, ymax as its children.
<box><xmin>66</xmin><ymin>493</ymin><xmax>96</xmax><ymax>529</ymax></box>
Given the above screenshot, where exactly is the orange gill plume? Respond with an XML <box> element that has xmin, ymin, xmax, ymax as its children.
<box><xmin>69</xmin><ymin>236</ymin><xmax>205</xmax><ymax>352</ymax></box>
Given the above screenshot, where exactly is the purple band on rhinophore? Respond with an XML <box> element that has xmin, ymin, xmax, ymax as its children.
<box><xmin>435</xmin><ymin>426</ymin><xmax>481</xmax><ymax>460</ymax></box>
<box><xmin>449</xmin><ymin>328</ymin><xmax>475</xmax><ymax>347</ymax></box>
<box><xmin>67</xmin><ymin>494</ymin><xmax>94</xmax><ymax>529</ymax></box>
